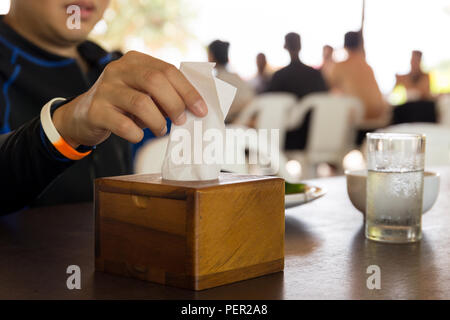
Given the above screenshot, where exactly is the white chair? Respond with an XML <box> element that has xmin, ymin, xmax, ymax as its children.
<box><xmin>284</xmin><ymin>93</ymin><xmax>365</xmax><ymax>178</ymax></box>
<box><xmin>437</xmin><ymin>94</ymin><xmax>450</xmax><ymax>127</ymax></box>
<box><xmin>234</xmin><ymin>93</ymin><xmax>297</xmax><ymax>148</ymax></box>
<box><xmin>233</xmin><ymin>93</ymin><xmax>298</xmax><ymax>179</ymax></box>
<box><xmin>375</xmin><ymin>123</ymin><xmax>450</xmax><ymax>167</ymax></box>
<box><xmin>135</xmin><ymin>92</ymin><xmax>365</xmax><ymax>180</ymax></box>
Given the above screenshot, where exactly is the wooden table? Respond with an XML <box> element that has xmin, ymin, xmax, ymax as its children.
<box><xmin>1</xmin><ymin>167</ymin><xmax>449</xmax><ymax>299</ymax></box>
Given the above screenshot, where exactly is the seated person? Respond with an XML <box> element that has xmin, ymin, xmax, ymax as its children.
<box><xmin>266</xmin><ymin>32</ymin><xmax>327</xmax><ymax>99</ymax></box>
<box><xmin>266</xmin><ymin>32</ymin><xmax>328</xmax><ymax>150</ymax></box>
<box><xmin>395</xmin><ymin>50</ymin><xmax>432</xmax><ymax>102</ymax></box>
<box><xmin>0</xmin><ymin>0</ymin><xmax>207</xmax><ymax>215</ymax></box>
<box><xmin>393</xmin><ymin>51</ymin><xmax>436</xmax><ymax>125</ymax></box>
<box><xmin>249</xmin><ymin>52</ymin><xmax>272</xmax><ymax>94</ymax></box>
<box><xmin>328</xmin><ymin>31</ymin><xmax>389</xmax><ymax>125</ymax></box>
<box><xmin>207</xmin><ymin>40</ymin><xmax>254</xmax><ymax>123</ymax></box>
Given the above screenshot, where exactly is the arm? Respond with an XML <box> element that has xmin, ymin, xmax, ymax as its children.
<box><xmin>1</xmin><ymin>51</ymin><xmax>208</xmax><ymax>215</ymax></box>
<box><xmin>327</xmin><ymin>63</ymin><xmax>339</xmax><ymax>91</ymax></box>
<box><xmin>395</xmin><ymin>74</ymin><xmax>406</xmax><ymax>90</ymax></box>
<box><xmin>0</xmin><ymin>117</ymin><xmax>74</xmax><ymax>215</ymax></box>
<box><xmin>420</xmin><ymin>73</ymin><xmax>431</xmax><ymax>100</ymax></box>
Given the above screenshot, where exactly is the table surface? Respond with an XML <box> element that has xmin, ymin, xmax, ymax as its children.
<box><xmin>1</xmin><ymin>167</ymin><xmax>449</xmax><ymax>300</ymax></box>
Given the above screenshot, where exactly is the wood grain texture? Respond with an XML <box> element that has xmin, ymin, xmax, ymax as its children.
<box><xmin>2</xmin><ymin>167</ymin><xmax>449</xmax><ymax>299</ymax></box>
<box><xmin>95</xmin><ymin>173</ymin><xmax>285</xmax><ymax>290</ymax></box>
<box><xmin>99</xmin><ymin>192</ymin><xmax>187</xmax><ymax>236</ymax></box>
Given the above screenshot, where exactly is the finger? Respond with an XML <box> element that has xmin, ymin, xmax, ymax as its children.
<box><xmin>131</xmin><ymin>115</ymin><xmax>147</xmax><ymax>129</ymax></box>
<box><xmin>93</xmin><ymin>106</ymin><xmax>144</xmax><ymax>144</ymax></box>
<box><xmin>159</xmin><ymin>64</ymin><xmax>208</xmax><ymax>117</ymax></box>
<box><xmin>121</xmin><ymin>68</ymin><xmax>188</xmax><ymax>126</ymax></box>
<box><xmin>105</xmin><ymin>85</ymin><xmax>168</xmax><ymax>136</ymax></box>
<box><xmin>120</xmin><ymin>52</ymin><xmax>207</xmax><ymax>118</ymax></box>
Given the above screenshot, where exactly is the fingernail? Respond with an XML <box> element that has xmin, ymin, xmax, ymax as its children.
<box><xmin>193</xmin><ymin>100</ymin><xmax>208</xmax><ymax>116</ymax></box>
<box><xmin>174</xmin><ymin>112</ymin><xmax>186</xmax><ymax>125</ymax></box>
<box><xmin>159</xmin><ymin>126</ymin><xmax>167</xmax><ymax>136</ymax></box>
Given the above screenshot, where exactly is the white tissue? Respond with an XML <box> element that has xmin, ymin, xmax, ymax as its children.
<box><xmin>161</xmin><ymin>62</ymin><xmax>236</xmax><ymax>181</ymax></box>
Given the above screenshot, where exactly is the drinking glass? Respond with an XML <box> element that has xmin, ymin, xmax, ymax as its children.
<box><xmin>366</xmin><ymin>133</ymin><xmax>426</xmax><ymax>243</ymax></box>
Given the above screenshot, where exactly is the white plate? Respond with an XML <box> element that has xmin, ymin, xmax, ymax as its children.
<box><xmin>285</xmin><ymin>185</ymin><xmax>327</xmax><ymax>209</ymax></box>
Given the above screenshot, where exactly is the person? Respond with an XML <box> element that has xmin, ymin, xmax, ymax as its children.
<box><xmin>395</xmin><ymin>50</ymin><xmax>431</xmax><ymax>101</ymax></box>
<box><xmin>0</xmin><ymin>0</ymin><xmax>208</xmax><ymax>215</ymax></box>
<box><xmin>266</xmin><ymin>32</ymin><xmax>328</xmax><ymax>150</ymax></box>
<box><xmin>207</xmin><ymin>39</ymin><xmax>254</xmax><ymax>122</ymax></box>
<box><xmin>266</xmin><ymin>32</ymin><xmax>327</xmax><ymax>99</ymax></box>
<box><xmin>249</xmin><ymin>53</ymin><xmax>271</xmax><ymax>94</ymax></box>
<box><xmin>328</xmin><ymin>31</ymin><xmax>388</xmax><ymax>122</ymax></box>
<box><xmin>320</xmin><ymin>45</ymin><xmax>334</xmax><ymax>84</ymax></box>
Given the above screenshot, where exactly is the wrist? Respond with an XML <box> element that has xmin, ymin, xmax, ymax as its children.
<box><xmin>41</xmin><ymin>98</ymin><xmax>93</xmax><ymax>161</ymax></box>
<box><xmin>52</xmin><ymin>102</ymin><xmax>80</xmax><ymax>149</ymax></box>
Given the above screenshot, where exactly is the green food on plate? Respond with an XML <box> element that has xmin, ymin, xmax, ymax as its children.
<box><xmin>285</xmin><ymin>182</ymin><xmax>306</xmax><ymax>194</ymax></box>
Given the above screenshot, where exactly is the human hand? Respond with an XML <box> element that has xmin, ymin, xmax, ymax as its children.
<box><xmin>52</xmin><ymin>51</ymin><xmax>207</xmax><ymax>148</ymax></box>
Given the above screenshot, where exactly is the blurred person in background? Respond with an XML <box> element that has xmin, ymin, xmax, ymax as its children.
<box><xmin>266</xmin><ymin>32</ymin><xmax>327</xmax><ymax>151</ymax></box>
<box><xmin>328</xmin><ymin>31</ymin><xmax>389</xmax><ymax>122</ymax></box>
<box><xmin>328</xmin><ymin>31</ymin><xmax>390</xmax><ymax>144</ymax></box>
<box><xmin>395</xmin><ymin>50</ymin><xmax>431</xmax><ymax>102</ymax></box>
<box><xmin>249</xmin><ymin>52</ymin><xmax>271</xmax><ymax>94</ymax></box>
<box><xmin>207</xmin><ymin>39</ymin><xmax>254</xmax><ymax>123</ymax></box>
<box><xmin>0</xmin><ymin>0</ymin><xmax>207</xmax><ymax>214</ymax></box>
<box><xmin>320</xmin><ymin>44</ymin><xmax>334</xmax><ymax>85</ymax></box>
<box><xmin>266</xmin><ymin>32</ymin><xmax>327</xmax><ymax>98</ymax></box>
<box><xmin>391</xmin><ymin>50</ymin><xmax>435</xmax><ymax>125</ymax></box>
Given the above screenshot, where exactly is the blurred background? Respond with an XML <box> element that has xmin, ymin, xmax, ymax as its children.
<box><xmin>2</xmin><ymin>0</ymin><xmax>448</xmax><ymax>98</ymax></box>
<box><xmin>3</xmin><ymin>0</ymin><xmax>449</xmax><ymax>180</ymax></box>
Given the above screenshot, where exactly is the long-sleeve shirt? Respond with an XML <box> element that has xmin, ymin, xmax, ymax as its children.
<box><xmin>0</xmin><ymin>117</ymin><xmax>75</xmax><ymax>214</ymax></box>
<box><xmin>0</xmin><ymin>16</ymin><xmax>131</xmax><ymax>215</ymax></box>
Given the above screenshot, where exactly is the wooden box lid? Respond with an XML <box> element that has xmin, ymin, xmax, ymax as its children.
<box><xmin>96</xmin><ymin>172</ymin><xmax>283</xmax><ymax>197</ymax></box>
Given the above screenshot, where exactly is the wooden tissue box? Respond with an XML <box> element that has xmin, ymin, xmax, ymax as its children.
<box><xmin>94</xmin><ymin>173</ymin><xmax>285</xmax><ymax>290</ymax></box>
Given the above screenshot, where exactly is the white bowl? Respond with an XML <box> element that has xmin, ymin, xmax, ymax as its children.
<box><xmin>345</xmin><ymin>170</ymin><xmax>440</xmax><ymax>215</ymax></box>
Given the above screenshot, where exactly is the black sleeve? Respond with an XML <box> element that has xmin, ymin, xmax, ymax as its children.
<box><xmin>0</xmin><ymin>116</ymin><xmax>75</xmax><ymax>215</ymax></box>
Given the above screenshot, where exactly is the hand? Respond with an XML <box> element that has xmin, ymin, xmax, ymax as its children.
<box><xmin>52</xmin><ymin>51</ymin><xmax>207</xmax><ymax>148</ymax></box>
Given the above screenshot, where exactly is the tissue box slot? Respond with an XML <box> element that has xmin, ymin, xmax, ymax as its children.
<box><xmin>98</xmin><ymin>192</ymin><xmax>187</xmax><ymax>236</ymax></box>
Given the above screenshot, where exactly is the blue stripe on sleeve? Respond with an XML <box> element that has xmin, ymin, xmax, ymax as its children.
<box><xmin>0</xmin><ymin>64</ymin><xmax>21</xmax><ymax>134</ymax></box>
<box><xmin>0</xmin><ymin>35</ymin><xmax>75</xmax><ymax>67</ymax></box>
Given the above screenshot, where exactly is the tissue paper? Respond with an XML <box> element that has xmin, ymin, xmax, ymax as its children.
<box><xmin>161</xmin><ymin>62</ymin><xmax>236</xmax><ymax>181</ymax></box>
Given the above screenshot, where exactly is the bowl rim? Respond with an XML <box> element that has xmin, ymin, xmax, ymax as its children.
<box><xmin>345</xmin><ymin>169</ymin><xmax>440</xmax><ymax>178</ymax></box>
